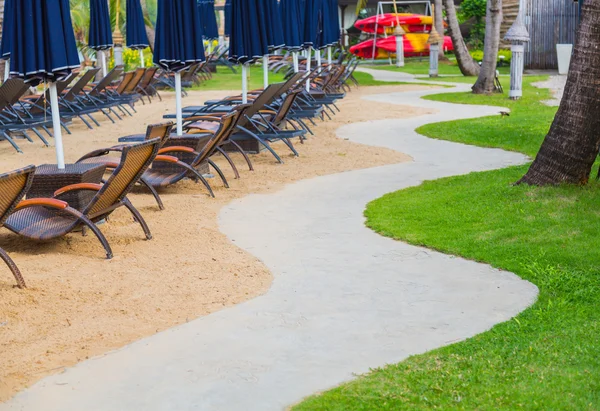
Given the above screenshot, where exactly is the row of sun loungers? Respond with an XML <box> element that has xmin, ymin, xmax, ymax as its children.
<box><xmin>0</xmin><ymin>53</ymin><xmax>360</xmax><ymax>288</ymax></box>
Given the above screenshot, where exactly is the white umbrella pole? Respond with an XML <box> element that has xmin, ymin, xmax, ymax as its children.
<box><xmin>327</xmin><ymin>46</ymin><xmax>332</xmax><ymax>66</ymax></box>
<box><xmin>175</xmin><ymin>72</ymin><xmax>183</xmax><ymax>136</ymax></box>
<box><xmin>263</xmin><ymin>55</ymin><xmax>269</xmax><ymax>88</ymax></box>
<box><xmin>139</xmin><ymin>49</ymin><xmax>145</xmax><ymax>68</ymax></box>
<box><xmin>242</xmin><ymin>63</ymin><xmax>249</xmax><ymax>104</ymax></box>
<box><xmin>292</xmin><ymin>52</ymin><xmax>299</xmax><ymax>73</ymax></box>
<box><xmin>305</xmin><ymin>47</ymin><xmax>312</xmax><ymax>92</ymax></box>
<box><xmin>100</xmin><ymin>51</ymin><xmax>107</xmax><ymax>77</ymax></box>
<box><xmin>316</xmin><ymin>50</ymin><xmax>322</xmax><ymax>73</ymax></box>
<box><xmin>48</xmin><ymin>82</ymin><xmax>65</xmax><ymax>169</ymax></box>
<box><xmin>4</xmin><ymin>59</ymin><xmax>9</xmax><ymax>81</ymax></box>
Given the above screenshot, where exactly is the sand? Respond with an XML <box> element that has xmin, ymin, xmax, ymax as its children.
<box><xmin>0</xmin><ymin>84</ymin><xmax>434</xmax><ymax>401</ymax></box>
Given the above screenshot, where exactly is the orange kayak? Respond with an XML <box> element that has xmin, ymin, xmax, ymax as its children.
<box><xmin>349</xmin><ymin>34</ymin><xmax>454</xmax><ymax>59</ymax></box>
<box><xmin>354</xmin><ymin>13</ymin><xmax>445</xmax><ymax>35</ymax></box>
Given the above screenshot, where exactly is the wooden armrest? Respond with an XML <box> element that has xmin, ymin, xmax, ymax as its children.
<box><xmin>259</xmin><ymin>110</ymin><xmax>277</xmax><ymax>115</ymax></box>
<box><xmin>158</xmin><ymin>146</ymin><xmax>196</xmax><ymax>155</ymax></box>
<box><xmin>185</xmin><ymin>115</ymin><xmax>224</xmax><ymax>122</ymax></box>
<box><xmin>15</xmin><ymin>198</ymin><xmax>68</xmax><ymax>211</ymax></box>
<box><xmin>54</xmin><ymin>183</ymin><xmax>103</xmax><ymax>197</ymax></box>
<box><xmin>103</xmin><ymin>162</ymin><xmax>120</xmax><ymax>169</ymax></box>
<box><xmin>154</xmin><ymin>155</ymin><xmax>180</xmax><ymax>164</ymax></box>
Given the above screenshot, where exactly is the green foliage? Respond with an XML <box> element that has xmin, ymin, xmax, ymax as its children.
<box><xmin>107</xmin><ymin>48</ymin><xmax>153</xmax><ymax>72</ymax></box>
<box><xmin>294</xmin><ymin>77</ymin><xmax>600</xmax><ymax>409</ymax></box>
<box><xmin>470</xmin><ymin>49</ymin><xmax>512</xmax><ymax>65</ymax></box>
<box><xmin>459</xmin><ymin>0</ymin><xmax>487</xmax><ymax>49</ymax></box>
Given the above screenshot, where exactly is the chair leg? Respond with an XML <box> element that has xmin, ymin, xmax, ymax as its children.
<box><xmin>215</xmin><ymin>146</ymin><xmax>240</xmax><ymax>179</ymax></box>
<box><xmin>30</xmin><ymin>128</ymin><xmax>50</xmax><ymax>147</ymax></box>
<box><xmin>139</xmin><ymin>178</ymin><xmax>165</xmax><ymax>210</ymax></box>
<box><xmin>207</xmin><ymin>158</ymin><xmax>229</xmax><ymax>188</ymax></box>
<box><xmin>2</xmin><ymin>132</ymin><xmax>23</xmax><ymax>153</ymax></box>
<box><xmin>78</xmin><ymin>215</ymin><xmax>114</xmax><ymax>259</ymax></box>
<box><xmin>78</xmin><ymin>115</ymin><xmax>94</xmax><ymax>129</ymax></box>
<box><xmin>0</xmin><ymin>247</ymin><xmax>26</xmax><ymax>288</ymax></box>
<box><xmin>226</xmin><ymin>140</ymin><xmax>254</xmax><ymax>171</ymax></box>
<box><xmin>122</xmin><ymin>198</ymin><xmax>153</xmax><ymax>240</ymax></box>
<box><xmin>237</xmin><ymin>126</ymin><xmax>284</xmax><ymax>164</ymax></box>
<box><xmin>87</xmin><ymin>114</ymin><xmax>101</xmax><ymax>127</ymax></box>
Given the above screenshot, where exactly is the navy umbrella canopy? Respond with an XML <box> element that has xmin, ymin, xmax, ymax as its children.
<box><xmin>324</xmin><ymin>0</ymin><xmax>340</xmax><ymax>46</ymax></box>
<box><xmin>265</xmin><ymin>0</ymin><xmax>285</xmax><ymax>51</ymax></box>
<box><xmin>228</xmin><ymin>0</ymin><xmax>269</xmax><ymax>65</ymax></box>
<box><xmin>224</xmin><ymin>0</ymin><xmax>232</xmax><ymax>37</ymax></box>
<box><xmin>89</xmin><ymin>0</ymin><xmax>113</xmax><ymax>51</ymax></box>
<box><xmin>9</xmin><ymin>0</ymin><xmax>80</xmax><ymax>168</ymax></box>
<box><xmin>303</xmin><ymin>0</ymin><xmax>322</xmax><ymax>49</ymax></box>
<box><xmin>1</xmin><ymin>0</ymin><xmax>14</xmax><ymax>60</ymax></box>
<box><xmin>126</xmin><ymin>0</ymin><xmax>150</xmax><ymax>50</ymax></box>
<box><xmin>154</xmin><ymin>0</ymin><xmax>205</xmax><ymax>135</ymax></box>
<box><xmin>198</xmin><ymin>0</ymin><xmax>219</xmax><ymax>40</ymax></box>
<box><xmin>280</xmin><ymin>0</ymin><xmax>305</xmax><ymax>51</ymax></box>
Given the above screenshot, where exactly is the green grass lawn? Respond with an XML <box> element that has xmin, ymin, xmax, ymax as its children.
<box><xmin>294</xmin><ymin>76</ymin><xmax>600</xmax><ymax>409</ymax></box>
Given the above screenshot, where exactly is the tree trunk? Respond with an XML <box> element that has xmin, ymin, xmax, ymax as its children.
<box><xmin>443</xmin><ymin>0</ymin><xmax>480</xmax><ymax>76</ymax></box>
<box><xmin>141</xmin><ymin>0</ymin><xmax>156</xmax><ymax>52</ymax></box>
<box><xmin>517</xmin><ymin>0</ymin><xmax>600</xmax><ymax>186</ymax></box>
<box><xmin>472</xmin><ymin>0</ymin><xmax>502</xmax><ymax>93</ymax></box>
<box><xmin>434</xmin><ymin>0</ymin><xmax>446</xmax><ymax>59</ymax></box>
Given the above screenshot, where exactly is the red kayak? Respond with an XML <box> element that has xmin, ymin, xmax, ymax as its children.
<box><xmin>349</xmin><ymin>34</ymin><xmax>454</xmax><ymax>59</ymax></box>
<box><xmin>354</xmin><ymin>13</ymin><xmax>443</xmax><ymax>35</ymax></box>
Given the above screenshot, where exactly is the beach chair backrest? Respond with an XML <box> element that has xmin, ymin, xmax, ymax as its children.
<box><xmin>85</xmin><ymin>139</ymin><xmax>160</xmax><ymax>216</ymax></box>
<box><xmin>123</xmin><ymin>68</ymin><xmax>146</xmax><ymax>94</ymax></box>
<box><xmin>272</xmin><ymin>90</ymin><xmax>301</xmax><ymax>126</ymax></box>
<box><xmin>0</xmin><ymin>78</ymin><xmax>27</xmax><ymax>108</ymax></box>
<box><xmin>144</xmin><ymin>121</ymin><xmax>174</xmax><ymax>142</ymax></box>
<box><xmin>243</xmin><ymin>82</ymin><xmax>284</xmax><ymax>118</ymax></box>
<box><xmin>89</xmin><ymin>65</ymin><xmax>125</xmax><ymax>96</ymax></box>
<box><xmin>62</xmin><ymin>68</ymin><xmax>101</xmax><ymax>101</ymax></box>
<box><xmin>0</xmin><ymin>165</ymin><xmax>35</xmax><ymax>226</ymax></box>
<box><xmin>138</xmin><ymin>67</ymin><xmax>158</xmax><ymax>89</ymax></box>
<box><xmin>114</xmin><ymin>71</ymin><xmax>135</xmax><ymax>95</ymax></box>
<box><xmin>194</xmin><ymin>105</ymin><xmax>249</xmax><ymax>164</ymax></box>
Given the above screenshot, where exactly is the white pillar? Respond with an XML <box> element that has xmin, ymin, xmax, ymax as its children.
<box><xmin>48</xmin><ymin>82</ymin><xmax>65</xmax><ymax>169</ymax></box>
<box><xmin>114</xmin><ymin>45</ymin><xmax>123</xmax><ymax>67</ymax></box>
<box><xmin>305</xmin><ymin>47</ymin><xmax>312</xmax><ymax>91</ymax></box>
<box><xmin>263</xmin><ymin>55</ymin><xmax>269</xmax><ymax>88</ymax></box>
<box><xmin>293</xmin><ymin>52</ymin><xmax>299</xmax><ymax>73</ymax></box>
<box><xmin>395</xmin><ymin>35</ymin><xmax>405</xmax><ymax>67</ymax></box>
<box><xmin>242</xmin><ymin>63</ymin><xmax>249</xmax><ymax>104</ymax></box>
<box><xmin>509</xmin><ymin>43</ymin><xmax>525</xmax><ymax>99</ymax></box>
<box><xmin>316</xmin><ymin>50</ymin><xmax>322</xmax><ymax>72</ymax></box>
<box><xmin>4</xmin><ymin>58</ymin><xmax>9</xmax><ymax>81</ymax></box>
<box><xmin>175</xmin><ymin>72</ymin><xmax>183</xmax><ymax>136</ymax></box>
<box><xmin>327</xmin><ymin>46</ymin><xmax>332</xmax><ymax>66</ymax></box>
<box><xmin>429</xmin><ymin>44</ymin><xmax>439</xmax><ymax>77</ymax></box>
<box><xmin>100</xmin><ymin>50</ymin><xmax>107</xmax><ymax>77</ymax></box>
<box><xmin>139</xmin><ymin>49</ymin><xmax>145</xmax><ymax>68</ymax></box>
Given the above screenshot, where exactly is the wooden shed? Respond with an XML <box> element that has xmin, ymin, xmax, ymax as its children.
<box><xmin>502</xmin><ymin>0</ymin><xmax>581</xmax><ymax>70</ymax></box>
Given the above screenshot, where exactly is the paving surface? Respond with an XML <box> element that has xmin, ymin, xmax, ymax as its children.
<box><xmin>1</xmin><ymin>68</ymin><xmax>538</xmax><ymax>411</ymax></box>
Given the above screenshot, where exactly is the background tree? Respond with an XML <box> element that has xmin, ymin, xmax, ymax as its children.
<box><xmin>517</xmin><ymin>0</ymin><xmax>600</xmax><ymax>185</ymax></box>
<box><xmin>472</xmin><ymin>0</ymin><xmax>502</xmax><ymax>94</ymax></box>
<box><xmin>459</xmin><ymin>0</ymin><xmax>487</xmax><ymax>48</ymax></box>
<box><xmin>433</xmin><ymin>0</ymin><xmax>446</xmax><ymax>59</ymax></box>
<box><xmin>443</xmin><ymin>0</ymin><xmax>480</xmax><ymax>76</ymax></box>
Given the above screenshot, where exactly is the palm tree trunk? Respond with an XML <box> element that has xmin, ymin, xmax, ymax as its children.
<box><xmin>517</xmin><ymin>0</ymin><xmax>600</xmax><ymax>186</ymax></box>
<box><xmin>472</xmin><ymin>0</ymin><xmax>502</xmax><ymax>93</ymax></box>
<box><xmin>434</xmin><ymin>0</ymin><xmax>446</xmax><ymax>60</ymax></box>
<box><xmin>443</xmin><ymin>0</ymin><xmax>480</xmax><ymax>76</ymax></box>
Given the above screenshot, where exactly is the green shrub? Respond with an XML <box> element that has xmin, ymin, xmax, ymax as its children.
<box><xmin>470</xmin><ymin>49</ymin><xmax>512</xmax><ymax>65</ymax></box>
<box><xmin>107</xmin><ymin>47</ymin><xmax>153</xmax><ymax>71</ymax></box>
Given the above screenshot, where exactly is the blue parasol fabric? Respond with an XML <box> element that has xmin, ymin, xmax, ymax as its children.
<box><xmin>126</xmin><ymin>0</ymin><xmax>150</xmax><ymax>49</ymax></box>
<box><xmin>198</xmin><ymin>0</ymin><xmax>219</xmax><ymax>40</ymax></box>
<box><xmin>265</xmin><ymin>0</ymin><xmax>285</xmax><ymax>51</ymax></box>
<box><xmin>1</xmin><ymin>0</ymin><xmax>14</xmax><ymax>59</ymax></box>
<box><xmin>323</xmin><ymin>0</ymin><xmax>340</xmax><ymax>46</ymax></box>
<box><xmin>153</xmin><ymin>0</ymin><xmax>206</xmax><ymax>72</ymax></box>
<box><xmin>224</xmin><ymin>0</ymin><xmax>232</xmax><ymax>37</ymax></box>
<box><xmin>89</xmin><ymin>0</ymin><xmax>113</xmax><ymax>51</ymax></box>
<box><xmin>228</xmin><ymin>0</ymin><xmax>269</xmax><ymax>64</ymax></box>
<box><xmin>9</xmin><ymin>0</ymin><xmax>80</xmax><ymax>85</ymax></box>
<box><xmin>302</xmin><ymin>0</ymin><xmax>322</xmax><ymax>48</ymax></box>
<box><xmin>280</xmin><ymin>0</ymin><xmax>305</xmax><ymax>51</ymax></box>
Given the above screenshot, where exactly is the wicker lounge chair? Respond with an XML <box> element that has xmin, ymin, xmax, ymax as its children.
<box><xmin>4</xmin><ymin>139</ymin><xmax>161</xmax><ymax>259</ymax></box>
<box><xmin>0</xmin><ymin>165</ymin><xmax>35</xmax><ymax>288</ymax></box>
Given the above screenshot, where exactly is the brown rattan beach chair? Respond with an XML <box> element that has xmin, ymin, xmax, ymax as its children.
<box><xmin>0</xmin><ymin>165</ymin><xmax>35</xmax><ymax>288</ymax></box>
<box><xmin>4</xmin><ymin>139</ymin><xmax>161</xmax><ymax>259</ymax></box>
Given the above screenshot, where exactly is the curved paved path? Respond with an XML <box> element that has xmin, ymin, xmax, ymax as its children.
<box><xmin>1</xmin><ymin>69</ymin><xmax>538</xmax><ymax>411</ymax></box>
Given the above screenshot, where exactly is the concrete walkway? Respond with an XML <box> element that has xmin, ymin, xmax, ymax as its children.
<box><xmin>1</xmin><ymin>68</ymin><xmax>538</xmax><ymax>411</ymax></box>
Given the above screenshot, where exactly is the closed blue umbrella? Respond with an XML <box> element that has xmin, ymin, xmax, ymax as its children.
<box><xmin>9</xmin><ymin>0</ymin><xmax>80</xmax><ymax>168</ymax></box>
<box><xmin>302</xmin><ymin>0</ymin><xmax>322</xmax><ymax>89</ymax></box>
<box><xmin>198</xmin><ymin>0</ymin><xmax>219</xmax><ymax>41</ymax></box>
<box><xmin>228</xmin><ymin>0</ymin><xmax>269</xmax><ymax>102</ymax></box>
<box><xmin>126</xmin><ymin>0</ymin><xmax>150</xmax><ymax>67</ymax></box>
<box><xmin>154</xmin><ymin>0</ymin><xmax>206</xmax><ymax>135</ymax></box>
<box><xmin>224</xmin><ymin>0</ymin><xmax>232</xmax><ymax>37</ymax></box>
<box><xmin>1</xmin><ymin>0</ymin><xmax>14</xmax><ymax>80</ymax></box>
<box><xmin>262</xmin><ymin>0</ymin><xmax>285</xmax><ymax>88</ymax></box>
<box><xmin>89</xmin><ymin>0</ymin><xmax>113</xmax><ymax>77</ymax></box>
<box><xmin>322</xmin><ymin>0</ymin><xmax>340</xmax><ymax>64</ymax></box>
<box><xmin>280</xmin><ymin>0</ymin><xmax>305</xmax><ymax>72</ymax></box>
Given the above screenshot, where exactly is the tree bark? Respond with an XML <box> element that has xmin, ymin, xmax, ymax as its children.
<box><xmin>443</xmin><ymin>0</ymin><xmax>480</xmax><ymax>76</ymax></box>
<box><xmin>517</xmin><ymin>0</ymin><xmax>600</xmax><ymax>186</ymax></box>
<box><xmin>472</xmin><ymin>0</ymin><xmax>502</xmax><ymax>93</ymax></box>
<box><xmin>434</xmin><ymin>0</ymin><xmax>446</xmax><ymax>59</ymax></box>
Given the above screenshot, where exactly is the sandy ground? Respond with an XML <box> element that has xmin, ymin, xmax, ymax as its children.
<box><xmin>0</xmin><ymin>84</ymin><xmax>433</xmax><ymax>401</ymax></box>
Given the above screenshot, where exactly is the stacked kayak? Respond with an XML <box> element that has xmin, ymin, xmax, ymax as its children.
<box><xmin>350</xmin><ymin>13</ymin><xmax>454</xmax><ymax>59</ymax></box>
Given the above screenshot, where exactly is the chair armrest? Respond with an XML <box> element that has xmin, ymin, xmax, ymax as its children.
<box><xmin>158</xmin><ymin>146</ymin><xmax>197</xmax><ymax>155</ymax></box>
<box><xmin>54</xmin><ymin>183</ymin><xmax>103</xmax><ymax>197</ymax></box>
<box><xmin>15</xmin><ymin>198</ymin><xmax>69</xmax><ymax>211</ymax></box>
<box><xmin>259</xmin><ymin>110</ymin><xmax>277</xmax><ymax>115</ymax></box>
<box><xmin>154</xmin><ymin>155</ymin><xmax>180</xmax><ymax>164</ymax></box>
<box><xmin>184</xmin><ymin>115</ymin><xmax>224</xmax><ymax>122</ymax></box>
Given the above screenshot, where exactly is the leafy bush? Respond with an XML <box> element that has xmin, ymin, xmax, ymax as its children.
<box><xmin>470</xmin><ymin>49</ymin><xmax>512</xmax><ymax>65</ymax></box>
<box><xmin>107</xmin><ymin>47</ymin><xmax>153</xmax><ymax>71</ymax></box>
<box><xmin>459</xmin><ymin>0</ymin><xmax>486</xmax><ymax>49</ymax></box>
